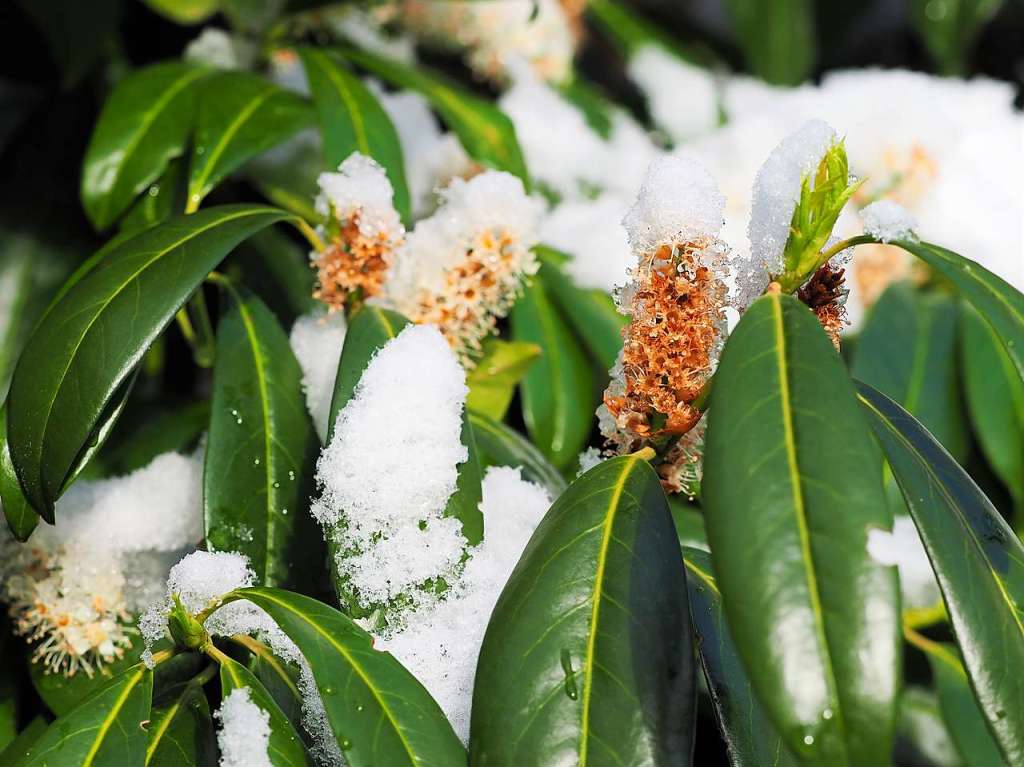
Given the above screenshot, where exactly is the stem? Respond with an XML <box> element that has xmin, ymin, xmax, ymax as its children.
<box><xmin>202</xmin><ymin>641</ymin><xmax>233</xmax><ymax>665</ymax></box>
<box><xmin>148</xmin><ymin>648</ymin><xmax>177</xmax><ymax>667</ymax></box>
<box><xmin>293</xmin><ymin>217</ymin><xmax>327</xmax><ymax>252</ymax></box>
<box><xmin>903</xmin><ymin>624</ymin><xmax>964</xmax><ymax>675</ymax></box>
<box><xmin>186</xmin><ymin>290</ymin><xmax>217</xmax><ymax>368</ymax></box>
<box><xmin>819</xmin><ymin>234</ymin><xmax>875</xmax><ymax>263</ymax></box>
<box><xmin>190</xmin><ymin>662</ymin><xmax>219</xmax><ymax>688</ymax></box>
<box><xmin>903</xmin><ymin>600</ymin><xmax>947</xmax><ymax>630</ymax></box>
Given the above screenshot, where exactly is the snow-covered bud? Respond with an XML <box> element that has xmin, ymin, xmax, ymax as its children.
<box><xmin>167</xmin><ymin>593</ymin><xmax>210</xmax><ymax>651</ymax></box>
<box><xmin>600</xmin><ymin>157</ymin><xmax>730</xmax><ymax>450</ymax></box>
<box><xmin>384</xmin><ymin>171</ymin><xmax>543</xmax><ymax>363</ymax></box>
<box><xmin>313</xmin><ymin>153</ymin><xmax>405</xmax><ymax>310</ymax></box>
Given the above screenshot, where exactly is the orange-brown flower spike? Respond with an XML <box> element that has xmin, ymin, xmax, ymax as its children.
<box><xmin>312</xmin><ymin>153</ymin><xmax>405</xmax><ymax>311</ymax></box>
<box><xmin>797</xmin><ymin>259</ymin><xmax>849</xmax><ymax>351</ymax></box>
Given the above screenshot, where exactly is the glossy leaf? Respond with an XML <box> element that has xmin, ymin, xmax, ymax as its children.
<box><xmin>467</xmin><ymin>410</ymin><xmax>566</xmax><ymax>498</ymax></box>
<box><xmin>926</xmin><ymin>644</ymin><xmax>1003</xmax><ymax>767</ymax></box>
<box><xmin>852</xmin><ymin>282</ymin><xmax>967</xmax><ymax>461</ymax></box>
<box><xmin>298</xmin><ymin>48</ymin><xmax>410</xmax><ymax>223</ymax></box>
<box><xmin>218</xmin><ymin>587</ymin><xmax>466</xmax><ymax>766</ymax></box>
<box><xmin>234</xmin><ymin>635</ymin><xmax>306</xmax><ymax>732</ymax></box>
<box><xmin>205</xmin><ymin>282</ymin><xmax>320</xmax><ymax>587</ymax></box>
<box><xmin>232</xmin><ymin>227</ymin><xmax>318</xmax><ymax>326</ymax></box>
<box><xmin>891</xmin><ymin>238</ymin><xmax>1024</xmax><ymax>383</ymax></box>
<box><xmin>219</xmin><ymin>654</ymin><xmax>313</xmax><ymax>766</ymax></box>
<box><xmin>511</xmin><ymin>277</ymin><xmax>594</xmax><ymax>470</ymax></box>
<box><xmin>683</xmin><ymin>547</ymin><xmax>796</xmax><ymax>767</ymax></box>
<box><xmin>6</xmin><ymin>205</ymin><xmax>294</xmax><ymax>518</ymax></box>
<box><xmin>189</xmin><ymin>71</ymin><xmax>314</xmax><ymax>207</ymax></box>
<box><xmin>0</xmin><ymin>717</ymin><xmax>47</xmax><ymax>766</ymax></box>
<box><xmin>120</xmin><ymin>157</ymin><xmax>189</xmax><ymax>234</ymax></box>
<box><xmin>960</xmin><ymin>303</ymin><xmax>1024</xmax><ymax>510</ymax></box>
<box><xmin>340</xmin><ymin>46</ymin><xmax>529</xmax><ymax>183</ymax></box>
<box><xmin>1</xmin><ymin>408</ymin><xmax>37</xmax><ymax>540</ymax></box>
<box><xmin>670</xmin><ymin>499</ymin><xmax>707</xmax><ymax>552</ymax></box>
<box><xmin>0</xmin><ymin>623</ymin><xmax>17</xmax><ymax>752</ymax></box>
<box><xmin>471</xmin><ymin>454</ymin><xmax>694</xmax><ymax>764</ymax></box>
<box><xmin>723</xmin><ymin>0</ymin><xmax>815</xmax><ymax>85</ymax></box>
<box><xmin>147</xmin><ymin>680</ymin><xmax>217</xmax><ymax>767</ymax></box>
<box><xmin>30</xmin><ymin>635</ymin><xmax>144</xmax><ymax>716</ymax></box>
<box><xmin>856</xmin><ymin>381</ymin><xmax>1024</xmax><ymax>762</ymax></box>
<box><xmin>466</xmin><ymin>338</ymin><xmax>540</xmax><ymax>421</ymax></box>
<box><xmin>15</xmin><ymin>664</ymin><xmax>152</xmax><ymax>766</ymax></box>
<box><xmin>702</xmin><ymin>294</ymin><xmax>899</xmax><ymax>765</ymax></box>
<box><xmin>81</xmin><ymin>62</ymin><xmax>209</xmax><ymax>230</ymax></box>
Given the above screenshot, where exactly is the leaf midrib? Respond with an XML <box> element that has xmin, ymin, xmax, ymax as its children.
<box><xmin>83</xmin><ymin>667</ymin><xmax>146</xmax><ymax>766</ymax></box>
<box><xmin>313</xmin><ymin>51</ymin><xmax>370</xmax><ymax>157</ymax></box>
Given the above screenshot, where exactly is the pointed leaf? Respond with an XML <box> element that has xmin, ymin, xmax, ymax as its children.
<box><xmin>147</xmin><ymin>680</ymin><xmax>217</xmax><ymax>767</ymax></box>
<box><xmin>723</xmin><ymin>0</ymin><xmax>815</xmax><ymax>85</ymax></box>
<box><xmin>81</xmin><ymin>62</ymin><xmax>209</xmax><ymax>230</ymax></box>
<box><xmin>2</xmin><ymin>408</ymin><xmax>37</xmax><ymax>540</ymax></box>
<box><xmin>0</xmin><ymin>717</ymin><xmax>46</xmax><ymax>766</ymax></box>
<box><xmin>189</xmin><ymin>71</ymin><xmax>314</xmax><ymax>208</ymax></box>
<box><xmin>218</xmin><ymin>587</ymin><xmax>466</xmax><ymax>766</ymax></box>
<box><xmin>205</xmin><ymin>282</ymin><xmax>320</xmax><ymax>587</ymax></box>
<box><xmin>15</xmin><ymin>664</ymin><xmax>152</xmax><ymax>766</ymax></box>
<box><xmin>6</xmin><ymin>205</ymin><xmax>294</xmax><ymax>518</ymax></box>
<box><xmin>471</xmin><ymin>454</ymin><xmax>694</xmax><ymax>764</ymax></box>
<box><xmin>702</xmin><ymin>293</ymin><xmax>900</xmax><ymax>765</ymax></box>
<box><xmin>511</xmin><ymin>277</ymin><xmax>594</xmax><ymax>470</ymax></box>
<box><xmin>466</xmin><ymin>338</ymin><xmax>540</xmax><ymax>421</ymax></box>
<box><xmin>219</xmin><ymin>654</ymin><xmax>313</xmax><ymax>766</ymax></box>
<box><xmin>856</xmin><ymin>380</ymin><xmax>1024</xmax><ymax>762</ymax></box>
<box><xmin>340</xmin><ymin>46</ymin><xmax>529</xmax><ymax>184</ymax></box>
<box><xmin>298</xmin><ymin>48</ymin><xmax>410</xmax><ymax>223</ymax></box>
<box><xmin>467</xmin><ymin>411</ymin><xmax>566</xmax><ymax>497</ymax></box>
<box><xmin>30</xmin><ymin>635</ymin><xmax>145</xmax><ymax>716</ymax></box>
<box><xmin>683</xmin><ymin>547</ymin><xmax>797</xmax><ymax>767</ymax></box>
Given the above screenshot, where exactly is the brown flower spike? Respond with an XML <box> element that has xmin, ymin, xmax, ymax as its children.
<box><xmin>797</xmin><ymin>260</ymin><xmax>849</xmax><ymax>351</ymax></box>
<box><xmin>313</xmin><ymin>213</ymin><xmax>395</xmax><ymax>310</ymax></box>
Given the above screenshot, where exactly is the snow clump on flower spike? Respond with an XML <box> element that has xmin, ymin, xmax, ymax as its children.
<box><xmin>862</xmin><ymin>199</ymin><xmax>919</xmax><ymax>243</ymax></box>
<box><xmin>0</xmin><ymin>449</ymin><xmax>204</xmax><ymax>677</ymax></box>
<box><xmin>312</xmin><ymin>153</ymin><xmax>405</xmax><ymax>311</ymax></box>
<box><xmin>311</xmin><ymin>324</ymin><xmax>471</xmax><ymax>619</ymax></box>
<box><xmin>599</xmin><ymin>155</ymin><xmax>730</xmax><ymax>453</ymax></box>
<box><xmin>626</xmin><ymin>45</ymin><xmax>719</xmax><ymax>145</ymax></box>
<box><xmin>216</xmin><ymin>688</ymin><xmax>273</xmax><ymax>767</ymax></box>
<box><xmin>384</xmin><ymin>171</ymin><xmax>543</xmax><ymax>363</ymax></box>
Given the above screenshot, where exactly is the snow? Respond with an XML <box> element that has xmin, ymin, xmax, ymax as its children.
<box><xmin>862</xmin><ymin>200</ymin><xmax>918</xmax><ymax>243</ymax></box>
<box><xmin>289</xmin><ymin>310</ymin><xmax>347</xmax><ymax>442</ymax></box>
<box><xmin>540</xmin><ymin>194</ymin><xmax>633</xmax><ymax>292</ymax></box>
<box><xmin>316</xmin><ymin>153</ymin><xmax>404</xmax><ymax>243</ymax></box>
<box><xmin>312</xmin><ymin>324</ymin><xmax>470</xmax><ymax>610</ymax></box>
<box><xmin>370</xmin><ymin>466</ymin><xmax>551</xmax><ymax>741</ymax></box>
<box><xmin>215</xmin><ymin>688</ymin><xmax>273</xmax><ymax>767</ymax></box>
<box><xmin>621</xmin><ymin>155</ymin><xmax>726</xmax><ymax>255</ymax></box>
<box><xmin>626</xmin><ymin>44</ymin><xmax>719</xmax><ymax>144</ymax></box>
<box><xmin>867</xmin><ymin>516</ymin><xmax>941</xmax><ymax>609</ymax></box>
<box><xmin>184</xmin><ymin>28</ymin><xmax>247</xmax><ymax>70</ymax></box>
<box><xmin>576</xmin><ymin>447</ymin><xmax>605</xmax><ymax>476</ymax></box>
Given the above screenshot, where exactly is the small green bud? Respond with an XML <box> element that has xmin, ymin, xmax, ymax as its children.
<box><xmin>167</xmin><ymin>594</ymin><xmax>210</xmax><ymax>651</ymax></box>
<box><xmin>775</xmin><ymin>140</ymin><xmax>863</xmax><ymax>294</ymax></box>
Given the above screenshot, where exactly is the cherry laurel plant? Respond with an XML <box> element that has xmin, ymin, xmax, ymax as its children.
<box><xmin>0</xmin><ymin>2</ymin><xmax>1022</xmax><ymax>767</ymax></box>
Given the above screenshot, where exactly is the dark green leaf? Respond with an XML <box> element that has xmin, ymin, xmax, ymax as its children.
<box><xmin>219</xmin><ymin>587</ymin><xmax>466</xmax><ymax>766</ymax></box>
<box><xmin>7</xmin><ymin>205</ymin><xmax>294</xmax><ymax>518</ymax></box>
<box><xmin>891</xmin><ymin>238</ymin><xmax>1024</xmax><ymax>383</ymax></box>
<box><xmin>911</xmin><ymin>0</ymin><xmax>1003</xmax><ymax>74</ymax></box>
<box><xmin>189</xmin><ymin>72</ymin><xmax>314</xmax><ymax>208</ymax></box>
<box><xmin>232</xmin><ymin>228</ymin><xmax>318</xmax><ymax>326</ymax></box>
<box><xmin>0</xmin><ymin>625</ymin><xmax>18</xmax><ymax>752</ymax></box>
<box><xmin>340</xmin><ymin>46</ymin><xmax>529</xmax><ymax>184</ymax></box>
<box><xmin>669</xmin><ymin>499</ymin><xmax>707</xmax><ymax>552</ymax></box>
<box><xmin>15</xmin><ymin>663</ymin><xmax>152</xmax><ymax>766</ymax></box>
<box><xmin>2</xmin><ymin>408</ymin><xmax>38</xmax><ymax>540</ymax></box>
<box><xmin>682</xmin><ymin>547</ymin><xmax>796</xmax><ymax>767</ymax></box>
<box><xmin>120</xmin><ymin>157</ymin><xmax>189</xmax><ymax>234</ymax></box>
<box><xmin>702</xmin><ymin>294</ymin><xmax>899</xmax><ymax>765</ymax></box>
<box><xmin>856</xmin><ymin>381</ymin><xmax>1024</xmax><ymax>763</ymax></box>
<box><xmin>467</xmin><ymin>410</ymin><xmax>566</xmax><ymax>498</ymax></box>
<box><xmin>852</xmin><ymin>282</ymin><xmax>968</xmax><ymax>462</ymax></box>
<box><xmin>926</xmin><ymin>644</ymin><xmax>1003</xmax><ymax>767</ymax></box>
<box><xmin>30</xmin><ymin>634</ymin><xmax>145</xmax><ymax>716</ymax></box>
<box><xmin>17</xmin><ymin>0</ymin><xmax>119</xmax><ymax>88</ymax></box>
<box><xmin>0</xmin><ymin>717</ymin><xmax>47</xmax><ymax>766</ymax></box>
<box><xmin>298</xmin><ymin>48</ymin><xmax>410</xmax><ymax>223</ymax></box>
<box><xmin>511</xmin><ymin>277</ymin><xmax>594</xmax><ymax>470</ymax></box>
<box><xmin>219</xmin><ymin>654</ymin><xmax>313</xmax><ymax>766</ymax></box>
<box><xmin>553</xmin><ymin>78</ymin><xmax>614</xmax><ymax>139</ymax></box>
<box><xmin>147</xmin><ymin>679</ymin><xmax>218</xmax><ymax>767</ymax></box>
<box><xmin>235</xmin><ymin>636</ymin><xmax>306</xmax><ymax>733</ymax></box>
<box><xmin>471</xmin><ymin>454</ymin><xmax>694</xmax><ymax>764</ymax></box>
<box><xmin>960</xmin><ymin>303</ymin><xmax>1024</xmax><ymax>511</ymax></box>
<box><xmin>141</xmin><ymin>0</ymin><xmax>218</xmax><ymax>25</ymax></box>
<box><xmin>205</xmin><ymin>282</ymin><xmax>320</xmax><ymax>587</ymax></box>
<box><xmin>220</xmin><ymin>0</ymin><xmax>283</xmax><ymax>32</ymax></box>
<box><xmin>896</xmin><ymin>687</ymin><xmax>963</xmax><ymax>767</ymax></box>
<box><xmin>466</xmin><ymin>338</ymin><xmax>540</xmax><ymax>421</ymax></box>
<box><xmin>723</xmin><ymin>0</ymin><xmax>815</xmax><ymax>85</ymax></box>
<box><xmin>585</xmin><ymin>0</ymin><xmax>718</xmax><ymax>66</ymax></box>
<box><xmin>93</xmin><ymin>400</ymin><xmax>209</xmax><ymax>477</ymax></box>
<box><xmin>81</xmin><ymin>62</ymin><xmax>209</xmax><ymax>230</ymax></box>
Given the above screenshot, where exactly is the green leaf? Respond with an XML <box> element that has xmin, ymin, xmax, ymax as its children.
<box><xmin>553</xmin><ymin>78</ymin><xmax>614</xmax><ymax>139</ymax></box>
<box><xmin>471</xmin><ymin>453</ymin><xmax>694</xmax><ymax>763</ymax></box>
<box><xmin>682</xmin><ymin>547</ymin><xmax>796</xmax><ymax>767</ymax></box>
<box><xmin>0</xmin><ymin>624</ymin><xmax>18</xmax><ymax>752</ymax></box>
<box><xmin>205</xmin><ymin>282</ymin><xmax>320</xmax><ymax>588</ymax></box>
<box><xmin>911</xmin><ymin>0</ymin><xmax>1003</xmax><ymax>74</ymax></box>
<box><xmin>467</xmin><ymin>411</ymin><xmax>566</xmax><ymax>498</ymax></box>
<box><xmin>466</xmin><ymin>338</ymin><xmax>540</xmax><ymax>421</ymax></box>
<box><xmin>6</xmin><ymin>204</ymin><xmax>294</xmax><ymax>518</ymax></box>
<box><xmin>538</xmin><ymin>256</ymin><xmax>627</xmax><ymax>370</ymax></box>
<box><xmin>702</xmin><ymin>294</ymin><xmax>899</xmax><ymax>766</ymax></box>
<box><xmin>147</xmin><ymin>679</ymin><xmax>218</xmax><ymax>767</ymax></box>
<box><xmin>231</xmin><ymin>228</ymin><xmax>318</xmax><ymax>326</ymax></box>
<box><xmin>960</xmin><ymin>303</ymin><xmax>1024</xmax><ymax>510</ymax></box>
<box><xmin>511</xmin><ymin>277</ymin><xmax>594</xmax><ymax>470</ymax></box>
<box><xmin>897</xmin><ymin>687</ymin><xmax>963</xmax><ymax>767</ymax></box>
<box><xmin>0</xmin><ymin>717</ymin><xmax>47</xmax><ymax>766</ymax></box>
<box><xmin>235</xmin><ymin>636</ymin><xmax>306</xmax><ymax>733</ymax></box>
<box><xmin>120</xmin><ymin>157</ymin><xmax>189</xmax><ymax>234</ymax></box>
<box><xmin>141</xmin><ymin>0</ymin><xmax>218</xmax><ymax>25</ymax></box>
<box><xmin>29</xmin><ymin>635</ymin><xmax>145</xmax><ymax>716</ymax></box>
<box><xmin>723</xmin><ymin>0</ymin><xmax>815</xmax><ymax>85</ymax></box>
<box><xmin>891</xmin><ymin>238</ymin><xmax>1024</xmax><ymax>384</ymax></box>
<box><xmin>15</xmin><ymin>663</ymin><xmax>152</xmax><ymax>766</ymax></box>
<box><xmin>218</xmin><ymin>587</ymin><xmax>466</xmax><ymax>766</ymax></box>
<box><xmin>669</xmin><ymin>499</ymin><xmax>708</xmax><ymax>552</ymax></box>
<box><xmin>852</xmin><ymin>283</ymin><xmax>968</xmax><ymax>462</ymax></box>
<box><xmin>925</xmin><ymin>644</ymin><xmax>1004</xmax><ymax>767</ymax></box>
<box><xmin>2</xmin><ymin>408</ymin><xmax>38</xmax><ymax>540</ymax></box>
<box><xmin>189</xmin><ymin>71</ymin><xmax>315</xmax><ymax>208</ymax></box>
<box><xmin>17</xmin><ymin>0</ymin><xmax>120</xmax><ymax>88</ymax></box>
<box><xmin>856</xmin><ymin>381</ymin><xmax>1024</xmax><ymax>763</ymax></box>
<box><xmin>298</xmin><ymin>48</ymin><xmax>411</xmax><ymax>223</ymax></box>
<box><xmin>219</xmin><ymin>654</ymin><xmax>314</xmax><ymax>766</ymax></box>
<box><xmin>585</xmin><ymin>0</ymin><xmax>718</xmax><ymax>66</ymax></box>
<box><xmin>340</xmin><ymin>46</ymin><xmax>529</xmax><ymax>184</ymax></box>
<box><xmin>93</xmin><ymin>400</ymin><xmax>210</xmax><ymax>477</ymax></box>
<box><xmin>81</xmin><ymin>62</ymin><xmax>210</xmax><ymax>230</ymax></box>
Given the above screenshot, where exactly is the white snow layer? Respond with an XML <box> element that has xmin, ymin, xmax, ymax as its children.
<box><xmin>627</xmin><ymin>44</ymin><xmax>719</xmax><ymax>144</ymax></box>
<box><xmin>289</xmin><ymin>310</ymin><xmax>347</xmax><ymax>442</ymax></box>
<box><xmin>867</xmin><ymin>516</ymin><xmax>941</xmax><ymax>609</ymax></box>
<box><xmin>216</xmin><ymin>688</ymin><xmax>273</xmax><ymax>767</ymax></box>
<box><xmin>862</xmin><ymin>199</ymin><xmax>919</xmax><ymax>243</ymax></box>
